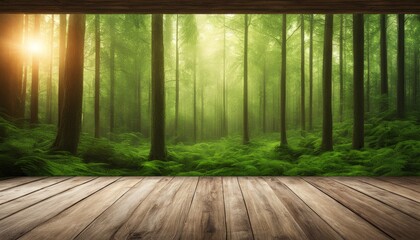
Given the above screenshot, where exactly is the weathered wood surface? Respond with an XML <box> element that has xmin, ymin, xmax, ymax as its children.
<box><xmin>0</xmin><ymin>0</ymin><xmax>419</xmax><ymax>13</ymax></box>
<box><xmin>0</xmin><ymin>176</ymin><xmax>418</xmax><ymax>239</ymax></box>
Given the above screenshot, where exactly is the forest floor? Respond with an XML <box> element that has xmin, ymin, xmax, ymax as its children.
<box><xmin>1</xmin><ymin>112</ymin><xmax>419</xmax><ymax>176</ymax></box>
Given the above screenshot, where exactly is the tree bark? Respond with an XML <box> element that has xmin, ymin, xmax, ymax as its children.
<box><xmin>321</xmin><ymin>14</ymin><xmax>333</xmax><ymax>151</ymax></box>
<box><xmin>58</xmin><ymin>14</ymin><xmax>67</xmax><ymax>126</ymax></box>
<box><xmin>149</xmin><ymin>14</ymin><xmax>167</xmax><ymax>160</ymax></box>
<box><xmin>353</xmin><ymin>14</ymin><xmax>364</xmax><ymax>150</ymax></box>
<box><xmin>309</xmin><ymin>14</ymin><xmax>314</xmax><ymax>131</ymax></box>
<box><xmin>397</xmin><ymin>14</ymin><xmax>405</xmax><ymax>118</ymax></box>
<box><xmin>109</xmin><ymin>17</ymin><xmax>115</xmax><ymax>137</ymax></box>
<box><xmin>30</xmin><ymin>15</ymin><xmax>40</xmax><ymax>125</ymax></box>
<box><xmin>222</xmin><ymin>15</ymin><xmax>227</xmax><ymax>137</ymax></box>
<box><xmin>339</xmin><ymin>14</ymin><xmax>344</xmax><ymax>122</ymax></box>
<box><xmin>380</xmin><ymin>14</ymin><xmax>388</xmax><ymax>112</ymax></box>
<box><xmin>94</xmin><ymin>14</ymin><xmax>100</xmax><ymax>138</ymax></box>
<box><xmin>243</xmin><ymin>14</ymin><xmax>249</xmax><ymax>144</ymax></box>
<box><xmin>280</xmin><ymin>14</ymin><xmax>288</xmax><ymax>146</ymax></box>
<box><xmin>175</xmin><ymin>14</ymin><xmax>179</xmax><ymax>140</ymax></box>
<box><xmin>46</xmin><ymin>14</ymin><xmax>54</xmax><ymax>124</ymax></box>
<box><xmin>52</xmin><ymin>14</ymin><xmax>86</xmax><ymax>154</ymax></box>
<box><xmin>300</xmin><ymin>14</ymin><xmax>305</xmax><ymax>133</ymax></box>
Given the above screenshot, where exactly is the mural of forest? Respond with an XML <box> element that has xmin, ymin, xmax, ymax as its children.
<box><xmin>0</xmin><ymin>14</ymin><xmax>419</xmax><ymax>176</ymax></box>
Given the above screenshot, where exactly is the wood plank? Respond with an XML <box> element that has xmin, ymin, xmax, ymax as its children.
<box><xmin>0</xmin><ymin>0</ymin><xmax>419</xmax><ymax>13</ymax></box>
<box><xmin>280</xmin><ymin>177</ymin><xmax>389</xmax><ymax>240</ymax></box>
<box><xmin>336</xmin><ymin>177</ymin><xmax>420</xmax><ymax>220</ymax></box>
<box><xmin>0</xmin><ymin>177</ymin><xmax>93</xmax><ymax>220</ymax></box>
<box><xmin>20</xmin><ymin>177</ymin><xmax>142</xmax><ymax>240</ymax></box>
<box><xmin>359</xmin><ymin>177</ymin><xmax>420</xmax><ymax>202</ymax></box>
<box><xmin>265</xmin><ymin>177</ymin><xmax>342</xmax><ymax>240</ymax></box>
<box><xmin>0</xmin><ymin>177</ymin><xmax>69</xmax><ymax>205</ymax></box>
<box><xmin>238</xmin><ymin>177</ymin><xmax>308</xmax><ymax>240</ymax></box>
<box><xmin>113</xmin><ymin>177</ymin><xmax>198</xmax><ymax>239</ymax></box>
<box><xmin>181</xmin><ymin>177</ymin><xmax>226</xmax><ymax>240</ymax></box>
<box><xmin>378</xmin><ymin>177</ymin><xmax>420</xmax><ymax>192</ymax></box>
<box><xmin>306</xmin><ymin>177</ymin><xmax>420</xmax><ymax>240</ymax></box>
<box><xmin>0</xmin><ymin>177</ymin><xmax>44</xmax><ymax>191</ymax></box>
<box><xmin>75</xmin><ymin>177</ymin><xmax>169</xmax><ymax>240</ymax></box>
<box><xmin>0</xmin><ymin>177</ymin><xmax>117</xmax><ymax>240</ymax></box>
<box><xmin>222</xmin><ymin>177</ymin><xmax>253</xmax><ymax>240</ymax></box>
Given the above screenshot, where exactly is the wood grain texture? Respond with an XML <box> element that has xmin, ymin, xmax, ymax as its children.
<box><xmin>181</xmin><ymin>177</ymin><xmax>226</xmax><ymax>240</ymax></box>
<box><xmin>281</xmin><ymin>177</ymin><xmax>389</xmax><ymax>240</ymax></box>
<box><xmin>76</xmin><ymin>177</ymin><xmax>168</xmax><ymax>240</ymax></box>
<box><xmin>359</xmin><ymin>177</ymin><xmax>420</xmax><ymax>202</ymax></box>
<box><xmin>378</xmin><ymin>177</ymin><xmax>420</xmax><ymax>192</ymax></box>
<box><xmin>0</xmin><ymin>177</ymin><xmax>68</xmax><ymax>205</ymax></box>
<box><xmin>0</xmin><ymin>177</ymin><xmax>93</xmax><ymax>220</ymax></box>
<box><xmin>114</xmin><ymin>177</ymin><xmax>198</xmax><ymax>240</ymax></box>
<box><xmin>306</xmin><ymin>177</ymin><xmax>420</xmax><ymax>240</ymax></box>
<box><xmin>238</xmin><ymin>177</ymin><xmax>308</xmax><ymax>240</ymax></box>
<box><xmin>336</xmin><ymin>177</ymin><xmax>420</xmax><ymax>220</ymax></box>
<box><xmin>222</xmin><ymin>177</ymin><xmax>253</xmax><ymax>240</ymax></box>
<box><xmin>0</xmin><ymin>177</ymin><xmax>117</xmax><ymax>240</ymax></box>
<box><xmin>265</xmin><ymin>177</ymin><xmax>342</xmax><ymax>240</ymax></box>
<box><xmin>20</xmin><ymin>177</ymin><xmax>141</xmax><ymax>240</ymax></box>
<box><xmin>0</xmin><ymin>177</ymin><xmax>44</xmax><ymax>191</ymax></box>
<box><xmin>0</xmin><ymin>0</ymin><xmax>419</xmax><ymax>13</ymax></box>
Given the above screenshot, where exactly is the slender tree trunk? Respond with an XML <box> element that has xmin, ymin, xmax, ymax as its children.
<box><xmin>201</xmin><ymin>78</ymin><xmax>204</xmax><ymax>140</ymax></box>
<box><xmin>46</xmin><ymin>15</ymin><xmax>54</xmax><ymax>124</ymax></box>
<box><xmin>262</xmin><ymin>57</ymin><xmax>267</xmax><ymax>133</ymax></box>
<box><xmin>30</xmin><ymin>15</ymin><xmax>40</xmax><ymax>125</ymax></box>
<box><xmin>94</xmin><ymin>14</ymin><xmax>100</xmax><ymax>138</ymax></box>
<box><xmin>109</xmin><ymin>19</ymin><xmax>115</xmax><ymax>136</ymax></box>
<box><xmin>149</xmin><ymin>14</ymin><xmax>167</xmax><ymax>160</ymax></box>
<box><xmin>414</xmin><ymin>48</ymin><xmax>418</xmax><ymax>108</ymax></box>
<box><xmin>380</xmin><ymin>14</ymin><xmax>389</xmax><ymax>112</ymax></box>
<box><xmin>243</xmin><ymin>14</ymin><xmax>249</xmax><ymax>144</ymax></box>
<box><xmin>397</xmin><ymin>14</ymin><xmax>405</xmax><ymax>118</ymax></box>
<box><xmin>280</xmin><ymin>14</ymin><xmax>288</xmax><ymax>146</ymax></box>
<box><xmin>300</xmin><ymin>14</ymin><xmax>306</xmax><ymax>133</ymax></box>
<box><xmin>309</xmin><ymin>14</ymin><xmax>314</xmax><ymax>131</ymax></box>
<box><xmin>136</xmin><ymin>60</ymin><xmax>142</xmax><ymax>134</ymax></box>
<box><xmin>321</xmin><ymin>14</ymin><xmax>334</xmax><ymax>151</ymax></box>
<box><xmin>58</xmin><ymin>14</ymin><xmax>67</xmax><ymax>126</ymax></box>
<box><xmin>366</xmin><ymin>16</ymin><xmax>370</xmax><ymax>113</ymax></box>
<box><xmin>222</xmin><ymin>15</ymin><xmax>227</xmax><ymax>137</ymax></box>
<box><xmin>52</xmin><ymin>14</ymin><xmax>86</xmax><ymax>154</ymax></box>
<box><xmin>175</xmin><ymin>14</ymin><xmax>180</xmax><ymax>140</ymax></box>
<box><xmin>193</xmin><ymin>46</ymin><xmax>197</xmax><ymax>143</ymax></box>
<box><xmin>20</xmin><ymin>14</ymin><xmax>29</xmax><ymax>119</ymax></box>
<box><xmin>353</xmin><ymin>14</ymin><xmax>364</xmax><ymax>150</ymax></box>
<box><xmin>339</xmin><ymin>14</ymin><xmax>344</xmax><ymax>122</ymax></box>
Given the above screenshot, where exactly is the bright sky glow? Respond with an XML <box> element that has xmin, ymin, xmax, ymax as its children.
<box><xmin>27</xmin><ymin>40</ymin><xmax>43</xmax><ymax>55</ymax></box>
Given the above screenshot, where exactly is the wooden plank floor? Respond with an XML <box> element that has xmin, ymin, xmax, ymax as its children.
<box><xmin>0</xmin><ymin>177</ymin><xmax>418</xmax><ymax>240</ymax></box>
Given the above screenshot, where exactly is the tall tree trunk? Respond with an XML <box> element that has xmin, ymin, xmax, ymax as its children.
<box><xmin>414</xmin><ymin>48</ymin><xmax>418</xmax><ymax>108</ymax></box>
<box><xmin>94</xmin><ymin>14</ymin><xmax>100</xmax><ymax>138</ymax></box>
<box><xmin>309</xmin><ymin>14</ymin><xmax>314</xmax><ymax>131</ymax></box>
<box><xmin>149</xmin><ymin>14</ymin><xmax>167</xmax><ymax>160</ymax></box>
<box><xmin>397</xmin><ymin>14</ymin><xmax>405</xmax><ymax>118</ymax></box>
<box><xmin>353</xmin><ymin>14</ymin><xmax>364</xmax><ymax>150</ymax></box>
<box><xmin>262</xmin><ymin>57</ymin><xmax>267</xmax><ymax>133</ymax></box>
<box><xmin>339</xmin><ymin>14</ymin><xmax>344</xmax><ymax>122</ymax></box>
<box><xmin>321</xmin><ymin>14</ymin><xmax>334</xmax><ymax>151</ymax></box>
<box><xmin>20</xmin><ymin>14</ymin><xmax>29</xmax><ymax>119</ymax></box>
<box><xmin>222</xmin><ymin>15</ymin><xmax>227</xmax><ymax>137</ymax></box>
<box><xmin>243</xmin><ymin>14</ymin><xmax>249</xmax><ymax>144</ymax></box>
<box><xmin>109</xmin><ymin>18</ymin><xmax>115</xmax><ymax>137</ymax></box>
<box><xmin>366</xmin><ymin>16</ymin><xmax>370</xmax><ymax>113</ymax></box>
<box><xmin>52</xmin><ymin>14</ymin><xmax>86</xmax><ymax>154</ymax></box>
<box><xmin>175</xmin><ymin>14</ymin><xmax>180</xmax><ymax>140</ymax></box>
<box><xmin>300</xmin><ymin>14</ymin><xmax>306</xmax><ymax>133</ymax></box>
<box><xmin>280</xmin><ymin>14</ymin><xmax>288</xmax><ymax>146</ymax></box>
<box><xmin>201</xmin><ymin>78</ymin><xmax>204</xmax><ymax>140</ymax></box>
<box><xmin>193</xmin><ymin>45</ymin><xmax>197</xmax><ymax>143</ymax></box>
<box><xmin>58</xmin><ymin>14</ymin><xmax>67</xmax><ymax>126</ymax></box>
<box><xmin>46</xmin><ymin>15</ymin><xmax>54</xmax><ymax>124</ymax></box>
<box><xmin>30</xmin><ymin>15</ymin><xmax>40</xmax><ymax>125</ymax></box>
<box><xmin>380</xmin><ymin>14</ymin><xmax>389</xmax><ymax>112</ymax></box>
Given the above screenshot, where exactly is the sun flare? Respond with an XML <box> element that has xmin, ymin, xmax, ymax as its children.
<box><xmin>27</xmin><ymin>40</ymin><xmax>43</xmax><ymax>54</ymax></box>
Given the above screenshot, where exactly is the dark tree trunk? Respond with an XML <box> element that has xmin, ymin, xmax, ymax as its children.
<box><xmin>52</xmin><ymin>14</ymin><xmax>86</xmax><ymax>154</ymax></box>
<box><xmin>321</xmin><ymin>14</ymin><xmax>334</xmax><ymax>151</ymax></box>
<box><xmin>353</xmin><ymin>14</ymin><xmax>364</xmax><ymax>150</ymax></box>
<box><xmin>300</xmin><ymin>14</ymin><xmax>305</xmax><ymax>133</ymax></box>
<box><xmin>46</xmin><ymin>14</ymin><xmax>54</xmax><ymax>124</ymax></box>
<box><xmin>339</xmin><ymin>14</ymin><xmax>344</xmax><ymax>122</ymax></box>
<box><xmin>58</xmin><ymin>14</ymin><xmax>67</xmax><ymax>126</ymax></box>
<box><xmin>414</xmin><ymin>48</ymin><xmax>418</xmax><ymax>108</ymax></box>
<box><xmin>397</xmin><ymin>14</ymin><xmax>405</xmax><ymax>118</ymax></box>
<box><xmin>149</xmin><ymin>14</ymin><xmax>167</xmax><ymax>160</ymax></box>
<box><xmin>30</xmin><ymin>15</ymin><xmax>40</xmax><ymax>125</ymax></box>
<box><xmin>309</xmin><ymin>14</ymin><xmax>314</xmax><ymax>131</ymax></box>
<box><xmin>243</xmin><ymin>14</ymin><xmax>249</xmax><ymax>144</ymax></box>
<box><xmin>380</xmin><ymin>14</ymin><xmax>388</xmax><ymax>112</ymax></box>
<box><xmin>94</xmin><ymin>14</ymin><xmax>100</xmax><ymax>138</ymax></box>
<box><xmin>280</xmin><ymin>14</ymin><xmax>288</xmax><ymax>146</ymax></box>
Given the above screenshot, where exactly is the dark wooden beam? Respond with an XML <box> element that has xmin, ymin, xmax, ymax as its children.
<box><xmin>0</xmin><ymin>0</ymin><xmax>419</xmax><ymax>14</ymax></box>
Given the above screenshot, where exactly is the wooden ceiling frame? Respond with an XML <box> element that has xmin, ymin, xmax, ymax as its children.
<box><xmin>0</xmin><ymin>0</ymin><xmax>419</xmax><ymax>14</ymax></box>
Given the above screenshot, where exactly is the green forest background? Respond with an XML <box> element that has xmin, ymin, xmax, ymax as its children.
<box><xmin>0</xmin><ymin>14</ymin><xmax>419</xmax><ymax>176</ymax></box>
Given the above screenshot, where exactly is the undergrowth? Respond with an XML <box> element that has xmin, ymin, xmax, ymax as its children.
<box><xmin>0</xmin><ymin>113</ymin><xmax>419</xmax><ymax>176</ymax></box>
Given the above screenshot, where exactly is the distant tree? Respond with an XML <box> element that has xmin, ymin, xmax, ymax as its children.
<box><xmin>353</xmin><ymin>14</ymin><xmax>364</xmax><ymax>150</ymax></box>
<box><xmin>380</xmin><ymin>14</ymin><xmax>388</xmax><ymax>112</ymax></box>
<box><xmin>397</xmin><ymin>14</ymin><xmax>405</xmax><ymax>118</ymax></box>
<box><xmin>339</xmin><ymin>14</ymin><xmax>344</xmax><ymax>122</ymax></box>
<box><xmin>58</xmin><ymin>14</ymin><xmax>67</xmax><ymax>125</ymax></box>
<box><xmin>30</xmin><ymin>15</ymin><xmax>40</xmax><ymax>125</ymax></box>
<box><xmin>109</xmin><ymin>18</ymin><xmax>116</xmax><ymax>137</ymax></box>
<box><xmin>149</xmin><ymin>14</ymin><xmax>167</xmax><ymax>160</ymax></box>
<box><xmin>94</xmin><ymin>14</ymin><xmax>100</xmax><ymax>138</ymax></box>
<box><xmin>280</xmin><ymin>14</ymin><xmax>288</xmax><ymax>146</ymax></box>
<box><xmin>300</xmin><ymin>14</ymin><xmax>306</xmax><ymax>133</ymax></box>
<box><xmin>309</xmin><ymin>14</ymin><xmax>314</xmax><ymax>131</ymax></box>
<box><xmin>321</xmin><ymin>14</ymin><xmax>333</xmax><ymax>151</ymax></box>
<box><xmin>46</xmin><ymin>15</ymin><xmax>54</xmax><ymax>124</ymax></box>
<box><xmin>52</xmin><ymin>14</ymin><xmax>86</xmax><ymax>154</ymax></box>
<box><xmin>243</xmin><ymin>14</ymin><xmax>250</xmax><ymax>144</ymax></box>
<box><xmin>222</xmin><ymin>15</ymin><xmax>228</xmax><ymax>137</ymax></box>
<box><xmin>366</xmin><ymin>15</ymin><xmax>371</xmax><ymax>113</ymax></box>
<box><xmin>175</xmin><ymin>14</ymin><xmax>180</xmax><ymax>140</ymax></box>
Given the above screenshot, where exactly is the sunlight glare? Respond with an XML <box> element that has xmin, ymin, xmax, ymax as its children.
<box><xmin>27</xmin><ymin>40</ymin><xmax>43</xmax><ymax>55</ymax></box>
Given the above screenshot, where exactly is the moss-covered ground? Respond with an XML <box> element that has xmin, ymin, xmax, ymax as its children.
<box><xmin>1</xmin><ymin>114</ymin><xmax>419</xmax><ymax>176</ymax></box>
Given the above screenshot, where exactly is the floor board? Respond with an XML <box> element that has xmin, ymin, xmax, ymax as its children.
<box><xmin>0</xmin><ymin>176</ymin><xmax>418</xmax><ymax>240</ymax></box>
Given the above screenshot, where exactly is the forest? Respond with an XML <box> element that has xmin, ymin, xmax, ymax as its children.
<box><xmin>0</xmin><ymin>14</ymin><xmax>419</xmax><ymax>176</ymax></box>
